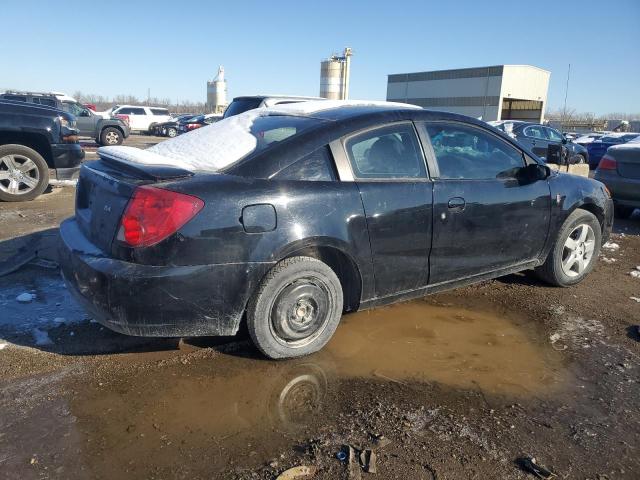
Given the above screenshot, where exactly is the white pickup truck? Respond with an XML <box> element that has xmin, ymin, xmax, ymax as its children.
<box><xmin>109</xmin><ymin>105</ymin><xmax>172</xmax><ymax>134</ymax></box>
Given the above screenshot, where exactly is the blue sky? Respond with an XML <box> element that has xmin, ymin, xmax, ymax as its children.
<box><xmin>2</xmin><ymin>0</ymin><xmax>638</xmax><ymax>115</ymax></box>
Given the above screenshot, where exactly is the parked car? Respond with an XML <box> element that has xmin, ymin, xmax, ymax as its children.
<box><xmin>0</xmin><ymin>91</ymin><xmax>130</xmax><ymax>146</ymax></box>
<box><xmin>223</xmin><ymin>95</ymin><xmax>324</xmax><ymax>119</ymax></box>
<box><xmin>110</xmin><ymin>105</ymin><xmax>171</xmax><ymax>134</ymax></box>
<box><xmin>0</xmin><ymin>99</ymin><xmax>83</xmax><ymax>201</ymax></box>
<box><xmin>585</xmin><ymin>133</ymin><xmax>640</xmax><ymax>169</ymax></box>
<box><xmin>59</xmin><ymin>102</ymin><xmax>613</xmax><ymax>359</ymax></box>
<box><xmin>177</xmin><ymin>113</ymin><xmax>222</xmax><ymax>134</ymax></box>
<box><xmin>488</xmin><ymin>120</ymin><xmax>589</xmax><ymax>164</ymax></box>
<box><xmin>594</xmin><ymin>140</ymin><xmax>640</xmax><ymax>218</ymax></box>
<box><xmin>150</xmin><ymin>114</ymin><xmax>195</xmax><ymax>137</ymax></box>
<box><xmin>575</xmin><ymin>133</ymin><xmax>606</xmax><ymax>145</ymax></box>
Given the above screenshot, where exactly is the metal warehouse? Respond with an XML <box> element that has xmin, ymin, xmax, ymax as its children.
<box><xmin>387</xmin><ymin>65</ymin><xmax>550</xmax><ymax>122</ymax></box>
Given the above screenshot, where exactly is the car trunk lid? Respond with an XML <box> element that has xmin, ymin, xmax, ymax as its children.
<box><xmin>75</xmin><ymin>150</ymin><xmax>194</xmax><ymax>252</ymax></box>
<box><xmin>612</xmin><ymin>146</ymin><xmax>640</xmax><ymax>179</ymax></box>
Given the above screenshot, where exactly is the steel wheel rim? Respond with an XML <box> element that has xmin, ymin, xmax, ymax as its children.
<box><xmin>105</xmin><ymin>131</ymin><xmax>119</xmax><ymax>144</ymax></box>
<box><xmin>561</xmin><ymin>223</ymin><xmax>596</xmax><ymax>278</ymax></box>
<box><xmin>168</xmin><ymin>128</ymin><xmax>176</xmax><ymax>137</ymax></box>
<box><xmin>269</xmin><ymin>277</ymin><xmax>332</xmax><ymax>348</ymax></box>
<box><xmin>0</xmin><ymin>154</ymin><xmax>40</xmax><ymax>195</ymax></box>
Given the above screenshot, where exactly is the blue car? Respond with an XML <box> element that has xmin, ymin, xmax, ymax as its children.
<box><xmin>586</xmin><ymin>133</ymin><xmax>640</xmax><ymax>169</ymax></box>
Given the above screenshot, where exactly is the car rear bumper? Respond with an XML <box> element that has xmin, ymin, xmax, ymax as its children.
<box><xmin>51</xmin><ymin>142</ymin><xmax>84</xmax><ymax>169</ymax></box>
<box><xmin>59</xmin><ymin>218</ymin><xmax>271</xmax><ymax>337</ymax></box>
<box><xmin>594</xmin><ymin>171</ymin><xmax>640</xmax><ymax>208</ymax></box>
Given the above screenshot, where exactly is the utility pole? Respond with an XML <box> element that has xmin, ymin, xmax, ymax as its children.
<box><xmin>562</xmin><ymin>63</ymin><xmax>571</xmax><ymax>128</ymax></box>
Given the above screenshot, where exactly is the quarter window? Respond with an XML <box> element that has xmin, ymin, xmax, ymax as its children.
<box><xmin>274</xmin><ymin>146</ymin><xmax>336</xmax><ymax>181</ymax></box>
<box><xmin>425</xmin><ymin>123</ymin><xmax>525</xmax><ymax>180</ymax></box>
<box><xmin>523</xmin><ymin>125</ymin><xmax>547</xmax><ymax>139</ymax></box>
<box><xmin>345</xmin><ymin>124</ymin><xmax>426</xmax><ymax>179</ymax></box>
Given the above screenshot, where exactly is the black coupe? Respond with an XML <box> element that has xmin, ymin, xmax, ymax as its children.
<box><xmin>59</xmin><ymin>102</ymin><xmax>613</xmax><ymax>359</ymax></box>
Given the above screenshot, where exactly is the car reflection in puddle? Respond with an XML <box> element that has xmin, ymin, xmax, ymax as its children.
<box><xmin>14</xmin><ymin>300</ymin><xmax>566</xmax><ymax>478</ymax></box>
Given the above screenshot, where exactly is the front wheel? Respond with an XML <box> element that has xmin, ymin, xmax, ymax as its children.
<box><xmin>100</xmin><ymin>127</ymin><xmax>123</xmax><ymax>146</ymax></box>
<box><xmin>247</xmin><ymin>256</ymin><xmax>343</xmax><ymax>359</ymax></box>
<box><xmin>535</xmin><ymin>209</ymin><xmax>601</xmax><ymax>286</ymax></box>
<box><xmin>166</xmin><ymin>127</ymin><xmax>177</xmax><ymax>138</ymax></box>
<box><xmin>0</xmin><ymin>144</ymin><xmax>49</xmax><ymax>202</ymax></box>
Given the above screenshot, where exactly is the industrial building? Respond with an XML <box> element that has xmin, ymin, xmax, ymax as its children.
<box><xmin>320</xmin><ymin>48</ymin><xmax>353</xmax><ymax>100</ymax></box>
<box><xmin>206</xmin><ymin>66</ymin><xmax>227</xmax><ymax>114</ymax></box>
<box><xmin>387</xmin><ymin>65</ymin><xmax>550</xmax><ymax>122</ymax></box>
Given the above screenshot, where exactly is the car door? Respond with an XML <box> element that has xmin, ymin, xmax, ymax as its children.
<box><xmin>337</xmin><ymin>122</ymin><xmax>433</xmax><ymax>297</ymax></box>
<box><xmin>521</xmin><ymin>125</ymin><xmax>550</xmax><ymax>158</ymax></box>
<box><xmin>420</xmin><ymin>121</ymin><xmax>551</xmax><ymax>285</ymax></box>
<box><xmin>62</xmin><ymin>102</ymin><xmax>95</xmax><ymax>137</ymax></box>
<box><xmin>129</xmin><ymin>107</ymin><xmax>148</xmax><ymax>130</ymax></box>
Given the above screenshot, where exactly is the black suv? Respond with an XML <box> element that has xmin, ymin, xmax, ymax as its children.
<box><xmin>0</xmin><ymin>91</ymin><xmax>130</xmax><ymax>146</ymax></box>
<box><xmin>0</xmin><ymin>100</ymin><xmax>84</xmax><ymax>201</ymax></box>
<box><xmin>489</xmin><ymin>121</ymin><xmax>589</xmax><ymax>165</ymax></box>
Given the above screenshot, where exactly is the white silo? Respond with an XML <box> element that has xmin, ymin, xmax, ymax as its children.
<box><xmin>320</xmin><ymin>48</ymin><xmax>352</xmax><ymax>100</ymax></box>
<box><xmin>206</xmin><ymin>66</ymin><xmax>227</xmax><ymax>113</ymax></box>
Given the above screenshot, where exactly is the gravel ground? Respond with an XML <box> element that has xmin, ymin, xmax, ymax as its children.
<box><xmin>0</xmin><ymin>136</ymin><xmax>638</xmax><ymax>479</ymax></box>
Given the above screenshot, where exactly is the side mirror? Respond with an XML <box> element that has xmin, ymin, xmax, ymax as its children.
<box><xmin>524</xmin><ymin>163</ymin><xmax>551</xmax><ymax>181</ymax></box>
<box><xmin>80</xmin><ymin>109</ymin><xmax>90</xmax><ymax>117</ymax></box>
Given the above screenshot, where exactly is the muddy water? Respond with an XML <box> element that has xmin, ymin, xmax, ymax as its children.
<box><xmin>2</xmin><ymin>299</ymin><xmax>567</xmax><ymax>479</ymax></box>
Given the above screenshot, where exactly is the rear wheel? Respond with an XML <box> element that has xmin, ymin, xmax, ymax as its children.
<box><xmin>167</xmin><ymin>127</ymin><xmax>177</xmax><ymax>138</ymax></box>
<box><xmin>247</xmin><ymin>256</ymin><xmax>343</xmax><ymax>359</ymax></box>
<box><xmin>0</xmin><ymin>144</ymin><xmax>49</xmax><ymax>202</ymax></box>
<box><xmin>100</xmin><ymin>127</ymin><xmax>123</xmax><ymax>146</ymax></box>
<box><xmin>535</xmin><ymin>209</ymin><xmax>601</xmax><ymax>286</ymax></box>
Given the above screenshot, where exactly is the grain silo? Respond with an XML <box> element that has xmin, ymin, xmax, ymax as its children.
<box><xmin>319</xmin><ymin>47</ymin><xmax>352</xmax><ymax>100</ymax></box>
<box><xmin>206</xmin><ymin>66</ymin><xmax>227</xmax><ymax>114</ymax></box>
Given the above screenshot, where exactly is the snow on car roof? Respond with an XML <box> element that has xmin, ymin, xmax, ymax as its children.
<box><xmin>98</xmin><ymin>100</ymin><xmax>420</xmax><ymax>172</ymax></box>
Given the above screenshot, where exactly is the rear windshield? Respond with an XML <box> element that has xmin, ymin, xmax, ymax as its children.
<box><xmin>146</xmin><ymin>112</ymin><xmax>323</xmax><ymax>172</ymax></box>
<box><xmin>223</xmin><ymin>98</ymin><xmax>263</xmax><ymax>118</ymax></box>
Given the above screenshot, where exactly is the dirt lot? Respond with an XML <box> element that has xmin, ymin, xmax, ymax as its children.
<box><xmin>1</xmin><ymin>135</ymin><xmax>639</xmax><ymax>479</ymax></box>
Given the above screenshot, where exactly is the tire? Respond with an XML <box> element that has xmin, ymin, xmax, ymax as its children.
<box><xmin>167</xmin><ymin>127</ymin><xmax>177</xmax><ymax>138</ymax></box>
<box><xmin>99</xmin><ymin>127</ymin><xmax>123</xmax><ymax>146</ymax></box>
<box><xmin>614</xmin><ymin>205</ymin><xmax>634</xmax><ymax>219</ymax></box>
<box><xmin>535</xmin><ymin>209</ymin><xmax>602</xmax><ymax>287</ymax></box>
<box><xmin>574</xmin><ymin>153</ymin><xmax>586</xmax><ymax>164</ymax></box>
<box><xmin>0</xmin><ymin>144</ymin><xmax>49</xmax><ymax>202</ymax></box>
<box><xmin>247</xmin><ymin>256</ymin><xmax>344</xmax><ymax>359</ymax></box>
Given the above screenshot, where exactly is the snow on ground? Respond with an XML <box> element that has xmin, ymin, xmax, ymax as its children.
<box><xmin>0</xmin><ymin>273</ymin><xmax>88</xmax><ymax>338</ymax></box>
<box><xmin>602</xmin><ymin>242</ymin><xmax>620</xmax><ymax>251</ymax></box>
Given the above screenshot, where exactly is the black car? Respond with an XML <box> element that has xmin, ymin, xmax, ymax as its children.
<box><xmin>594</xmin><ymin>141</ymin><xmax>640</xmax><ymax>218</ymax></box>
<box><xmin>177</xmin><ymin>114</ymin><xmax>221</xmax><ymax>134</ymax></box>
<box><xmin>59</xmin><ymin>104</ymin><xmax>613</xmax><ymax>359</ymax></box>
<box><xmin>0</xmin><ymin>91</ymin><xmax>130</xmax><ymax>146</ymax></box>
<box><xmin>151</xmin><ymin>114</ymin><xmax>195</xmax><ymax>137</ymax></box>
<box><xmin>584</xmin><ymin>133</ymin><xmax>640</xmax><ymax>169</ymax></box>
<box><xmin>490</xmin><ymin>121</ymin><xmax>589</xmax><ymax>165</ymax></box>
<box><xmin>0</xmin><ymin>99</ymin><xmax>83</xmax><ymax>201</ymax></box>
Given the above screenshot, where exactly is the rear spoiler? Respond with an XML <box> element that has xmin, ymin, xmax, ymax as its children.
<box><xmin>98</xmin><ymin>146</ymin><xmax>194</xmax><ymax>181</ymax></box>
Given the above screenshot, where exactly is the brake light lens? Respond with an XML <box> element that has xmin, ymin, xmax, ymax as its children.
<box><xmin>117</xmin><ymin>186</ymin><xmax>204</xmax><ymax>247</ymax></box>
<box><xmin>598</xmin><ymin>154</ymin><xmax>617</xmax><ymax>170</ymax></box>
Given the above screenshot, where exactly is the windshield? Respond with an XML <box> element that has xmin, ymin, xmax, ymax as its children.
<box><xmin>141</xmin><ymin>111</ymin><xmax>323</xmax><ymax>172</ymax></box>
<box><xmin>223</xmin><ymin>98</ymin><xmax>263</xmax><ymax>118</ymax></box>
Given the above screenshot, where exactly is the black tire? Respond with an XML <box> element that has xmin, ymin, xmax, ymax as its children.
<box><xmin>614</xmin><ymin>205</ymin><xmax>635</xmax><ymax>219</ymax></box>
<box><xmin>167</xmin><ymin>127</ymin><xmax>177</xmax><ymax>138</ymax></box>
<box><xmin>535</xmin><ymin>209</ymin><xmax>602</xmax><ymax>287</ymax></box>
<box><xmin>574</xmin><ymin>153</ymin><xmax>586</xmax><ymax>164</ymax></box>
<box><xmin>0</xmin><ymin>144</ymin><xmax>49</xmax><ymax>202</ymax></box>
<box><xmin>247</xmin><ymin>256</ymin><xmax>343</xmax><ymax>359</ymax></box>
<box><xmin>99</xmin><ymin>127</ymin><xmax>123</xmax><ymax>146</ymax></box>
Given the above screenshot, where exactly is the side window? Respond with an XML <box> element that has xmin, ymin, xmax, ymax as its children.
<box><xmin>424</xmin><ymin>123</ymin><xmax>525</xmax><ymax>180</ymax></box>
<box><xmin>130</xmin><ymin>108</ymin><xmax>146</xmax><ymax>115</ymax></box>
<box><xmin>523</xmin><ymin>125</ymin><xmax>546</xmax><ymax>139</ymax></box>
<box><xmin>2</xmin><ymin>94</ymin><xmax>27</xmax><ymax>102</ymax></box>
<box><xmin>35</xmin><ymin>97</ymin><xmax>56</xmax><ymax>107</ymax></box>
<box><xmin>345</xmin><ymin>123</ymin><xmax>426</xmax><ymax>179</ymax></box>
<box><xmin>545</xmin><ymin>127</ymin><xmax>563</xmax><ymax>142</ymax></box>
<box><xmin>63</xmin><ymin>102</ymin><xmax>85</xmax><ymax>116</ymax></box>
<box><xmin>275</xmin><ymin>146</ymin><xmax>336</xmax><ymax>182</ymax></box>
<box><xmin>150</xmin><ymin>108</ymin><xmax>169</xmax><ymax>116</ymax></box>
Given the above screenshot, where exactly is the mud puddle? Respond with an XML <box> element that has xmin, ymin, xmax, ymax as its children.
<box><xmin>2</xmin><ymin>299</ymin><xmax>568</xmax><ymax>479</ymax></box>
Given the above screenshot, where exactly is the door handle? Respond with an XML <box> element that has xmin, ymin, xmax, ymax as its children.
<box><xmin>447</xmin><ymin>197</ymin><xmax>466</xmax><ymax>211</ymax></box>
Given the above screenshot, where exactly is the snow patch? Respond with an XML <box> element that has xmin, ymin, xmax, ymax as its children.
<box><xmin>600</xmin><ymin>257</ymin><xmax>616</xmax><ymax>264</ymax></box>
<box><xmin>0</xmin><ymin>342</ymin><xmax>8</xmax><ymax>350</ymax></box>
<box><xmin>32</xmin><ymin>328</ymin><xmax>53</xmax><ymax>346</ymax></box>
<box><xmin>99</xmin><ymin>100</ymin><xmax>421</xmax><ymax>173</ymax></box>
<box><xmin>630</xmin><ymin>297</ymin><xmax>640</xmax><ymax>303</ymax></box>
<box><xmin>602</xmin><ymin>242</ymin><xmax>620</xmax><ymax>251</ymax></box>
<box><xmin>16</xmin><ymin>293</ymin><xmax>35</xmax><ymax>303</ymax></box>
<box><xmin>631</xmin><ymin>270</ymin><xmax>640</xmax><ymax>279</ymax></box>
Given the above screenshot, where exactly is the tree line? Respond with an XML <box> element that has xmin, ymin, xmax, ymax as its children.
<box><xmin>71</xmin><ymin>91</ymin><xmax>208</xmax><ymax>114</ymax></box>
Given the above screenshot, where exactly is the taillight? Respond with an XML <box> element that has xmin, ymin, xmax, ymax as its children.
<box><xmin>598</xmin><ymin>154</ymin><xmax>617</xmax><ymax>170</ymax></box>
<box><xmin>115</xmin><ymin>114</ymin><xmax>130</xmax><ymax>126</ymax></box>
<box><xmin>117</xmin><ymin>186</ymin><xmax>204</xmax><ymax>247</ymax></box>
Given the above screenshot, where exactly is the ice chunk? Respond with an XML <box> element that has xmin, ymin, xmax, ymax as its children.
<box><xmin>0</xmin><ymin>343</ymin><xmax>7</xmax><ymax>350</ymax></box>
<box><xmin>32</xmin><ymin>328</ymin><xmax>53</xmax><ymax>346</ymax></box>
<box><xmin>602</xmin><ymin>242</ymin><xmax>620</xmax><ymax>251</ymax></box>
<box><xmin>16</xmin><ymin>292</ymin><xmax>35</xmax><ymax>303</ymax></box>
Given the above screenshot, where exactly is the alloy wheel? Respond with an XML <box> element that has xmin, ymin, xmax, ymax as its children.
<box><xmin>0</xmin><ymin>154</ymin><xmax>40</xmax><ymax>196</ymax></box>
<box><xmin>561</xmin><ymin>223</ymin><xmax>596</xmax><ymax>278</ymax></box>
<box><xmin>105</xmin><ymin>131</ymin><xmax>120</xmax><ymax>144</ymax></box>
